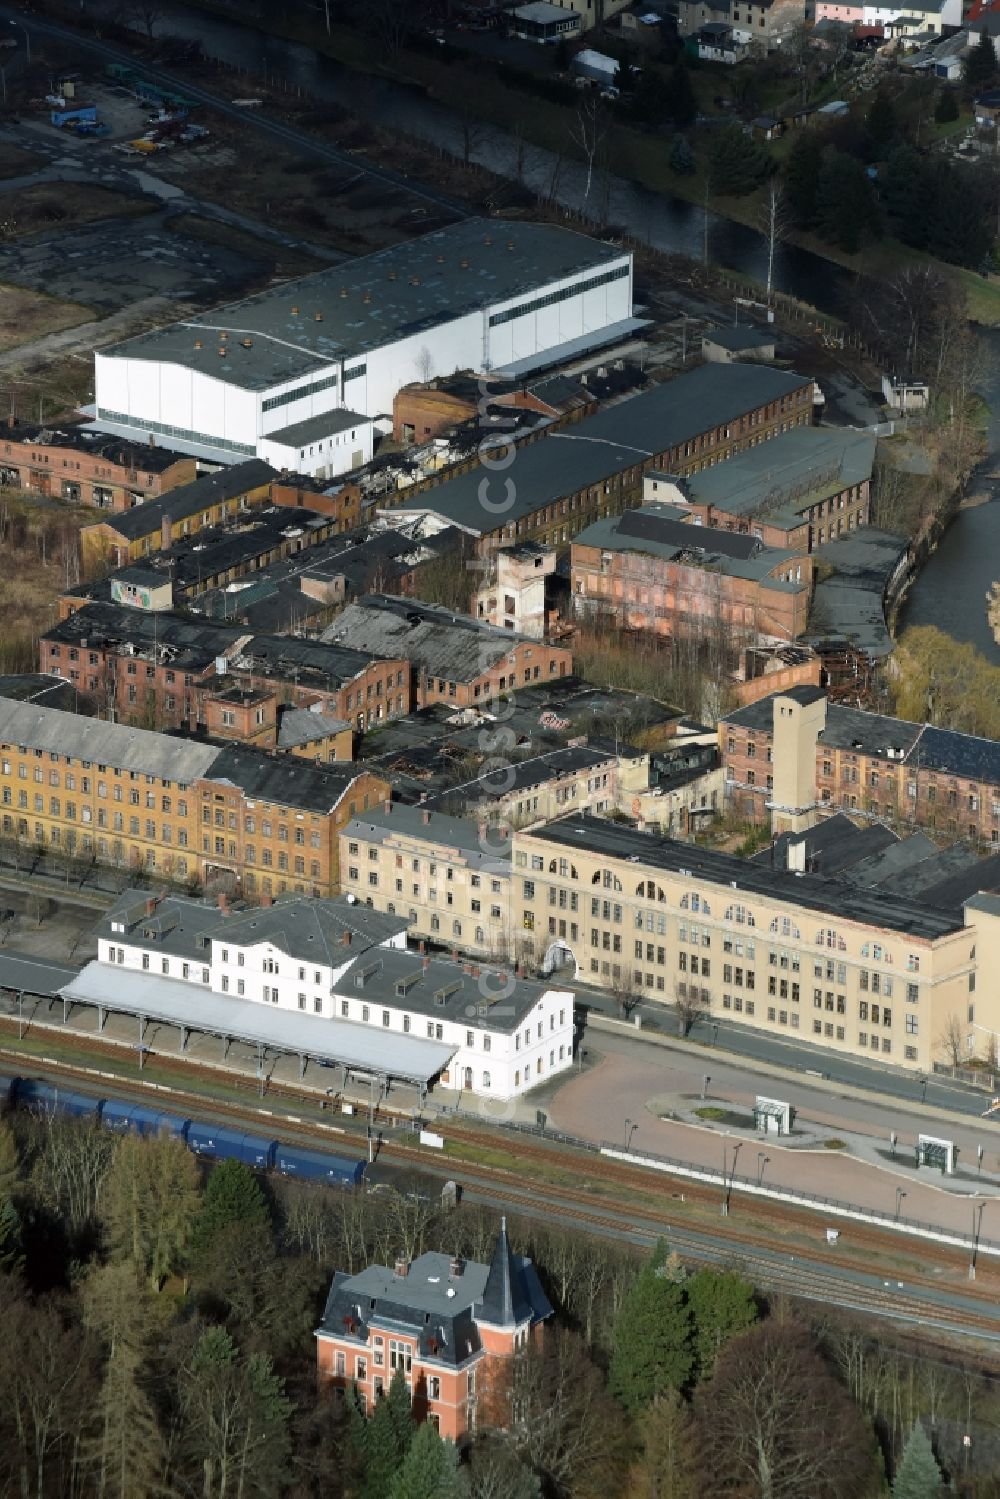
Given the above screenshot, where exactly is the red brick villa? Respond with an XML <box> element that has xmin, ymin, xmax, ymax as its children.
<box><xmin>315</xmin><ymin>1219</ymin><xmax>551</xmax><ymax>1440</ymax></box>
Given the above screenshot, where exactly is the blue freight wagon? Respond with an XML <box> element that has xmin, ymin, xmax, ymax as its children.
<box><xmin>99</xmin><ymin>1100</ymin><xmax>191</xmax><ymax>1138</ymax></box>
<box><xmin>275</xmin><ymin>1143</ymin><xmax>364</xmax><ymax>1186</ymax></box>
<box><xmin>187</xmin><ymin>1123</ymin><xmax>277</xmax><ymax>1168</ymax></box>
<box><xmin>13</xmin><ymin>1078</ymin><xmax>100</xmax><ymax>1119</ymax></box>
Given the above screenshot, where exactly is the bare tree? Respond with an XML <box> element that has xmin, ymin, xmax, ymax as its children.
<box><xmin>938</xmin><ymin>1012</ymin><xmax>967</xmax><ymax>1069</ymax></box>
<box><xmin>567</xmin><ymin>97</ymin><xmax>605</xmax><ymax>204</ymax></box>
<box><xmin>694</xmin><ymin>1318</ymin><xmax>882</xmax><ymax>1499</ymax></box>
<box><xmin>129</xmin><ymin>3</ymin><xmax>164</xmax><ymax>37</ymax></box>
<box><xmin>674</xmin><ymin>979</ymin><xmax>709</xmax><ymax>1038</ymax></box>
<box><xmin>414</xmin><ymin>345</ymin><xmax>435</xmax><ymax>385</ymax></box>
<box><xmin>757</xmin><ymin>181</ymin><xmax>787</xmax><ymax>302</ymax></box>
<box><xmin>611</xmin><ymin>973</ymin><xmax>642</xmax><ymax>1020</ymax></box>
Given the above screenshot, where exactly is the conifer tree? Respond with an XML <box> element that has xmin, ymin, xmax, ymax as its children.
<box><xmin>192</xmin><ymin>1158</ymin><xmax>270</xmax><ymax>1252</ymax></box>
<box><xmin>892</xmin><ymin>1423</ymin><xmax>944</xmax><ymax>1499</ymax></box>
<box><xmin>389</xmin><ymin>1421</ymin><xmax>469</xmax><ymax>1499</ymax></box>
<box><xmin>609</xmin><ymin>1242</ymin><xmax>694</xmax><ymax>1410</ymax></box>
<box><xmin>686</xmin><ymin>1268</ymin><xmax>757</xmax><ymax>1381</ymax></box>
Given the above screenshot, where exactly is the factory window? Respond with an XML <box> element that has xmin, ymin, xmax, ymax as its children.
<box><xmin>94</xmin><ymin>409</ymin><xmax>254</xmax><ymax>457</ymax></box>
<box><xmin>261</xmin><ymin>369</ymin><xmax>339</xmax><ymax>415</ymax></box>
<box><xmin>489</xmin><ymin>263</ymin><xmax>630</xmax><ymax>327</ymax></box>
<box><xmin>342</xmin><ymin>362</ymin><xmax>367</xmax><ymax>383</ymax></box>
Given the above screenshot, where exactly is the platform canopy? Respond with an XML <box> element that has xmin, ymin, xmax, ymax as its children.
<box><xmin>59</xmin><ymin>962</ymin><xmax>456</xmax><ymax>1086</ymax></box>
<box><xmin>0</xmin><ymin>950</ymin><xmax>81</xmax><ymax>999</ymax></box>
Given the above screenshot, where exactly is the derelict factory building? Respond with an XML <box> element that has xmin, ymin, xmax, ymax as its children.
<box><xmin>93</xmin><ymin>219</ymin><xmax>637</xmax><ymax>469</ymax></box>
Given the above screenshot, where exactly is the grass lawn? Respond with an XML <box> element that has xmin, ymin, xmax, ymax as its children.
<box><xmin>0</xmin><ymin>284</ymin><xmax>93</xmax><ymax>352</ymax></box>
<box><xmin>0</xmin><ymin>182</ymin><xmax>154</xmax><ymax>237</ymax></box>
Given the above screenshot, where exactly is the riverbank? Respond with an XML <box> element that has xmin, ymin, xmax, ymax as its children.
<box><xmin>139</xmin><ymin>0</ymin><xmax>1000</xmax><ymax>326</ymax></box>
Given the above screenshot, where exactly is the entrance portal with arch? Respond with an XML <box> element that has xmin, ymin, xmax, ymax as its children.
<box><xmin>542</xmin><ymin>940</ymin><xmax>578</xmax><ymax>979</ymax></box>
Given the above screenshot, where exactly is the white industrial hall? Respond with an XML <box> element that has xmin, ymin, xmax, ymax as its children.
<box><xmin>91</xmin><ymin>219</ymin><xmax>638</xmax><ymax>468</ymax></box>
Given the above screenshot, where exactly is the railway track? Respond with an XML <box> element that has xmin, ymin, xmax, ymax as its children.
<box><xmin>5</xmin><ymin>1042</ymin><xmax>1000</xmax><ymax>1340</ymax></box>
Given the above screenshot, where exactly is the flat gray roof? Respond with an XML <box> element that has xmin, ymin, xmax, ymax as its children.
<box><xmin>0</xmin><ymin>950</ymin><xmax>81</xmax><ymax>998</ymax></box>
<box><xmin>60</xmin><ymin>962</ymin><xmax>456</xmax><ymax>1084</ymax></box>
<box><xmin>265</xmin><ymin>409</ymin><xmax>370</xmax><ymax>448</ymax></box>
<box><xmin>703</xmin><ymin>326</ymin><xmax>775</xmax><ymax>351</ymax></box>
<box><xmin>397</xmin><ymin>364</ymin><xmax>813</xmax><ymax>534</ymax></box>
<box><xmin>573</xmin><ymin>506</ymin><xmax>803</xmax><ymax>586</ymax></box>
<box><xmin>666</xmin><ymin>425</ymin><xmax>876</xmax><ymax>528</ymax></box>
<box><xmin>323</xmin><ymin>594</ymin><xmax>550</xmax><ymax>682</ymax></box>
<box><xmin>101</xmin><ymin>220</ymin><xmax>627</xmax><ymax>392</ymax></box>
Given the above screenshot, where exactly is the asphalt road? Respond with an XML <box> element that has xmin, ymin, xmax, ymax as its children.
<box><xmin>578</xmin><ymin>985</ymin><xmax>997</xmax><ymax>1122</ymax></box>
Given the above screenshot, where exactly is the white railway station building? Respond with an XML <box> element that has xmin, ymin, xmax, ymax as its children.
<box><xmin>91</xmin><ymin>219</ymin><xmax>637</xmax><ymax>472</ymax></box>
<box><xmin>68</xmin><ymin>888</ymin><xmax>575</xmax><ymax>1102</ymax></box>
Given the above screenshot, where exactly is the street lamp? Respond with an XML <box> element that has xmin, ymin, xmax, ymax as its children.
<box><xmin>8</xmin><ymin>20</ymin><xmax>29</xmax><ymax>64</ymax></box>
<box><xmin>757</xmin><ymin>1151</ymin><xmax>769</xmax><ymax>1186</ymax></box>
<box><xmin>919</xmin><ymin>1076</ymin><xmax>929</xmax><ymax>1105</ymax></box>
<box><xmin>970</xmin><ymin>1201</ymin><xmax>987</xmax><ymax>1279</ymax></box>
<box><xmin>624</xmin><ymin>1117</ymin><xmax>638</xmax><ymax>1151</ymax></box>
<box><xmin>722</xmin><ymin>1139</ymin><xmax>742</xmax><ymax>1216</ymax></box>
<box><xmin>701</xmin><ymin>1073</ymin><xmax>711</xmax><ymax>1101</ymax></box>
<box><xmin>895</xmin><ymin>1187</ymin><xmax>906</xmax><ymax>1221</ymax></box>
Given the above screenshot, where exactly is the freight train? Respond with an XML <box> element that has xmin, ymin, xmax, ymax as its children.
<box><xmin>0</xmin><ymin>1075</ymin><xmax>366</xmax><ymax>1186</ymax></box>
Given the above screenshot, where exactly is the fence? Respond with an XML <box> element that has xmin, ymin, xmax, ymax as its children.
<box><xmin>600</xmin><ymin>1141</ymin><xmax>1000</xmax><ymax>1258</ymax></box>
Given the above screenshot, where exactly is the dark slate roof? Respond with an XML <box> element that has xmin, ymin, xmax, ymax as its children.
<box><xmin>755</xmin><ymin>813</ymin><xmax>899</xmax><ymax>877</ymax></box>
<box><xmin>532</xmin><ymin>813</ymin><xmax>966</xmax><ymax>937</ymax></box>
<box><xmin>0</xmin><ymin>673</ymin><xmax>78</xmax><ymax>711</ymax></box>
<box><xmin>479</xmin><ymin>1216</ymin><xmax>536</xmax><ymax>1326</ymax></box>
<box><xmin>205</xmin><ymin>744</ymin><xmax>376</xmax><ymax>814</ymax></box>
<box><xmin>338</xmin><ymin>948</ymin><xmax>552</xmax><ymax>1033</ymax></box>
<box><xmin>98</xmin><ymin>888</ymin><xmax>406</xmax><ymax>965</ymax></box>
<box><xmin>426</xmin><ymin>745</ymin><xmax>623</xmax><ymax>812</ymax></box>
<box><xmin>100</xmin><ymin>460</ymin><xmax>276</xmax><ymax>540</ymax></box>
<box><xmin>316</xmin><ymin>1226</ymin><xmax>551</xmax><ymax>1365</ymax></box>
<box><xmin>913</xmin><ymin>725</ymin><xmax>1000</xmax><ymax>784</ymax></box>
<box><xmin>721</xmin><ymin>685</ymin><xmax>827</xmax><ymax>731</ymax></box>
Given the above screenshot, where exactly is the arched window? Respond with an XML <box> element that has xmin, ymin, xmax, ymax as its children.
<box><xmin>680</xmin><ymin>892</ymin><xmax>710</xmax><ymax>914</ymax></box>
<box><xmin>861</xmin><ymin>941</ymin><xmax>890</xmax><ymax>962</ymax></box>
<box><xmin>636</xmin><ymin>879</ymin><xmax>666</xmax><ymax>902</ymax></box>
<box><xmin>769</xmin><ymin>915</ymin><xmax>800</xmax><ymax>938</ymax></box>
<box><xmin>724</xmin><ymin>903</ymin><xmax>755</xmax><ymax>927</ymax></box>
<box><xmin>816</xmin><ymin>928</ymin><xmax>846</xmax><ymax>951</ymax></box>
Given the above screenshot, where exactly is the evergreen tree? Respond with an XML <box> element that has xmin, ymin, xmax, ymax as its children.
<box><xmin>935</xmin><ymin>88</ymin><xmax>959</xmax><ymax>122</ymax></box>
<box><xmin>670</xmin><ymin>135</ymin><xmax>696</xmax><ymax>175</ymax></box>
<box><xmin>630</xmin><ymin>1388</ymin><xmax>702</xmax><ymax>1499</ymax></box>
<box><xmin>882</xmin><ymin>146</ymin><xmax>928</xmax><ymax>248</ymax></box>
<box><xmin>388</xmin><ymin>1420</ymin><xmax>469</xmax><ymax>1499</ymax></box>
<box><xmin>363</xmin><ymin>1397</ymin><xmax>405</xmax><ymax>1499</ymax></box>
<box><xmin>865</xmin><ymin>90</ymin><xmax>898</xmax><ymax>152</ymax></box>
<box><xmin>686</xmin><ymin>1269</ymin><xmax>757</xmax><ymax>1382</ymax></box>
<box><xmin>784</xmin><ymin>130</ymin><xmax>825</xmax><ymax>227</ymax></box>
<box><xmin>892</xmin><ymin>1422</ymin><xmax>944</xmax><ymax>1499</ymax></box>
<box><xmin>706</xmin><ymin>124</ymin><xmax>772</xmax><ymax>197</ymax></box>
<box><xmin>631</xmin><ymin>66</ymin><xmax>672</xmax><ymax>128</ymax></box>
<box><xmin>668</xmin><ymin>63</ymin><xmax>697</xmax><ymax>129</ymax></box>
<box><xmin>180</xmin><ymin>1327</ymin><xmax>292</xmax><ymax>1499</ymax></box>
<box><xmin>609</xmin><ymin>1242</ymin><xmax>694</xmax><ymax>1411</ymax></box>
<box><xmin>815</xmin><ymin>150</ymin><xmax>882</xmax><ymax>252</ymax></box>
<box><xmin>192</xmin><ymin>1158</ymin><xmax>270</xmax><ymax>1253</ymax></box>
<box><xmin>386</xmin><ymin>1367</ymin><xmax>416</xmax><ymax>1455</ymax></box>
<box><xmin>965</xmin><ymin>28</ymin><xmax>997</xmax><ymax>89</ymax></box>
<box><xmin>82</xmin><ymin>1264</ymin><xmax>168</xmax><ymax>1499</ymax></box>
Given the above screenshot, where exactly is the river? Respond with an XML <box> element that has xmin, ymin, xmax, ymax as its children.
<box><xmin>52</xmin><ymin>1</ymin><xmax>1000</xmax><ymax>652</ymax></box>
<box><xmin>82</xmin><ymin>0</ymin><xmax>855</xmax><ymax>310</ymax></box>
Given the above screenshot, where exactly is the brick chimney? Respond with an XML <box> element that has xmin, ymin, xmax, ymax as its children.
<box><xmin>394</xmin><ymin>1257</ymin><xmax>410</xmax><ymax>1278</ymax></box>
<box><xmin>449</xmin><ymin>1256</ymin><xmax>464</xmax><ymax>1279</ymax></box>
<box><xmin>342</xmin><ymin>930</ymin><xmax>352</xmax><ymax>947</ymax></box>
<box><xmin>383</xmin><ymin>798</ymin><xmax>392</xmax><ymax>814</ymax></box>
<box><xmin>217</xmin><ymin>891</ymin><xmax>229</xmax><ymax>916</ymax></box>
<box><xmin>145</xmin><ymin>896</ymin><xmax>156</xmax><ymax>917</ymax></box>
<box><xmin>422</xmin><ymin>809</ymin><xmax>431</xmax><ymax>825</ymax></box>
<box><xmin>422</xmin><ymin>955</ymin><xmax>430</xmax><ymax>971</ymax></box>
